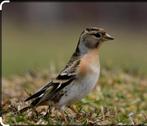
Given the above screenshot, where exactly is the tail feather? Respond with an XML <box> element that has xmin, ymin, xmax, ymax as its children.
<box><xmin>25</xmin><ymin>82</ymin><xmax>52</xmax><ymax>102</ymax></box>
<box><xmin>19</xmin><ymin>106</ymin><xmax>31</xmax><ymax>113</ymax></box>
<box><xmin>25</xmin><ymin>89</ymin><xmax>45</xmax><ymax>101</ymax></box>
<box><xmin>30</xmin><ymin>97</ymin><xmax>42</xmax><ymax>106</ymax></box>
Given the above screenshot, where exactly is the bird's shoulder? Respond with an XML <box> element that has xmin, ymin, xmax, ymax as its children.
<box><xmin>56</xmin><ymin>55</ymin><xmax>81</xmax><ymax>80</ymax></box>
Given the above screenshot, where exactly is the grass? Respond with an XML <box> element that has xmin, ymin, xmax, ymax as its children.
<box><xmin>2</xmin><ymin>68</ymin><xmax>147</xmax><ymax>125</ymax></box>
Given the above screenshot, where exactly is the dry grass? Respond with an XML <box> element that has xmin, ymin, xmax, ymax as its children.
<box><xmin>2</xmin><ymin>69</ymin><xmax>147</xmax><ymax>125</ymax></box>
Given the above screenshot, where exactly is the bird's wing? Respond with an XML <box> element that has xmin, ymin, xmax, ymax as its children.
<box><xmin>25</xmin><ymin>81</ymin><xmax>52</xmax><ymax>102</ymax></box>
<box><xmin>57</xmin><ymin>56</ymin><xmax>80</xmax><ymax>80</ymax></box>
<box><xmin>25</xmin><ymin>56</ymin><xmax>80</xmax><ymax>106</ymax></box>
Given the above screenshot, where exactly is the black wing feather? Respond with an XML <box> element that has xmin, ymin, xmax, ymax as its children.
<box><xmin>25</xmin><ymin>55</ymin><xmax>80</xmax><ymax>107</ymax></box>
<box><xmin>25</xmin><ymin>81</ymin><xmax>52</xmax><ymax>101</ymax></box>
<box><xmin>25</xmin><ymin>89</ymin><xmax>45</xmax><ymax>101</ymax></box>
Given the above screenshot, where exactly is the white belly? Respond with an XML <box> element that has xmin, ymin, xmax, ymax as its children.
<box><xmin>58</xmin><ymin>64</ymin><xmax>100</xmax><ymax>108</ymax></box>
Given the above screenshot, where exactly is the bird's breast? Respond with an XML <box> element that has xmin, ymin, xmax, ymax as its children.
<box><xmin>79</xmin><ymin>49</ymin><xmax>100</xmax><ymax>76</ymax></box>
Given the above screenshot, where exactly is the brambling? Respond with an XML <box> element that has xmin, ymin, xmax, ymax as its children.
<box><xmin>23</xmin><ymin>27</ymin><xmax>114</xmax><ymax>112</ymax></box>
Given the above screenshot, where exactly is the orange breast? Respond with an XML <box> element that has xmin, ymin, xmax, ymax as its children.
<box><xmin>79</xmin><ymin>49</ymin><xmax>99</xmax><ymax>76</ymax></box>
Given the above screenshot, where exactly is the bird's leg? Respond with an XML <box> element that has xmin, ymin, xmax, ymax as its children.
<box><xmin>69</xmin><ymin>105</ymin><xmax>77</xmax><ymax>113</ymax></box>
<box><xmin>44</xmin><ymin>105</ymin><xmax>51</xmax><ymax>117</ymax></box>
<box><xmin>61</xmin><ymin>110</ymin><xmax>68</xmax><ymax>123</ymax></box>
<box><xmin>59</xmin><ymin>106</ymin><xmax>68</xmax><ymax>123</ymax></box>
<box><xmin>32</xmin><ymin>107</ymin><xmax>38</xmax><ymax>117</ymax></box>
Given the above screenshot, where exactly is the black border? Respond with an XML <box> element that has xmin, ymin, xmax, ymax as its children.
<box><xmin>0</xmin><ymin>9</ymin><xmax>2</xmax><ymax>117</ymax></box>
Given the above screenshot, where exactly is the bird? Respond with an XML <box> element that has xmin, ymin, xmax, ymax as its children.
<box><xmin>21</xmin><ymin>27</ymin><xmax>114</xmax><ymax>113</ymax></box>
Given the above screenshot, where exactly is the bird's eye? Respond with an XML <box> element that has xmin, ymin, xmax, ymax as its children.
<box><xmin>94</xmin><ymin>33</ymin><xmax>101</xmax><ymax>38</ymax></box>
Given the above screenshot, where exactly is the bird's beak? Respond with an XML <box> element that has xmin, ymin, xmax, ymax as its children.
<box><xmin>104</xmin><ymin>33</ymin><xmax>114</xmax><ymax>41</ymax></box>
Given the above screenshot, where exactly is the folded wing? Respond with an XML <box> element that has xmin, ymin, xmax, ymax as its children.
<box><xmin>25</xmin><ymin>56</ymin><xmax>80</xmax><ymax>107</ymax></box>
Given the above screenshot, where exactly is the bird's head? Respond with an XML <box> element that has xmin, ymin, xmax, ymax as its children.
<box><xmin>76</xmin><ymin>27</ymin><xmax>114</xmax><ymax>55</ymax></box>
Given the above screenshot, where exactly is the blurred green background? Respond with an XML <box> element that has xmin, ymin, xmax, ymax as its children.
<box><xmin>2</xmin><ymin>2</ymin><xmax>147</xmax><ymax>77</ymax></box>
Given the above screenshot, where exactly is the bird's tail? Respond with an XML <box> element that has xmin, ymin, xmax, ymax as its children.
<box><xmin>18</xmin><ymin>106</ymin><xmax>32</xmax><ymax>113</ymax></box>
